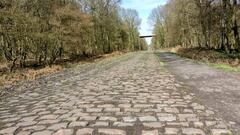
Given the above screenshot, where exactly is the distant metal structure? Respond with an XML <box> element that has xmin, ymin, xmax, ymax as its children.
<box><xmin>139</xmin><ymin>35</ymin><xmax>156</xmax><ymax>38</ymax></box>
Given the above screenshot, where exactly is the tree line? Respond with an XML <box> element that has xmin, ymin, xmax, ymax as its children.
<box><xmin>0</xmin><ymin>0</ymin><xmax>147</xmax><ymax>71</ymax></box>
<box><xmin>150</xmin><ymin>0</ymin><xmax>240</xmax><ymax>54</ymax></box>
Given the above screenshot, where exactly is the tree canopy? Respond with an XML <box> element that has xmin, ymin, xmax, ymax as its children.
<box><xmin>150</xmin><ymin>0</ymin><xmax>240</xmax><ymax>54</ymax></box>
<box><xmin>0</xmin><ymin>0</ymin><xmax>148</xmax><ymax>71</ymax></box>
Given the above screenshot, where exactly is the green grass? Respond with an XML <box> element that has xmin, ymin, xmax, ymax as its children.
<box><xmin>210</xmin><ymin>63</ymin><xmax>240</xmax><ymax>72</ymax></box>
<box><xmin>176</xmin><ymin>48</ymin><xmax>240</xmax><ymax>73</ymax></box>
<box><xmin>159</xmin><ymin>61</ymin><xmax>165</xmax><ymax>66</ymax></box>
<box><xmin>154</xmin><ymin>52</ymin><xmax>165</xmax><ymax>66</ymax></box>
<box><xmin>195</xmin><ymin>60</ymin><xmax>240</xmax><ymax>72</ymax></box>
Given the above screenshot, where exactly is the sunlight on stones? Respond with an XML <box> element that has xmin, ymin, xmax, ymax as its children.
<box><xmin>0</xmin><ymin>53</ymin><xmax>235</xmax><ymax>134</ymax></box>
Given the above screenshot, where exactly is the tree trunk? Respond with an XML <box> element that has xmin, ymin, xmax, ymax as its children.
<box><xmin>232</xmin><ymin>0</ymin><xmax>240</xmax><ymax>51</ymax></box>
<box><xmin>10</xmin><ymin>58</ymin><xmax>17</xmax><ymax>72</ymax></box>
<box><xmin>43</xmin><ymin>44</ymin><xmax>48</xmax><ymax>65</ymax></box>
<box><xmin>221</xmin><ymin>0</ymin><xmax>231</xmax><ymax>53</ymax></box>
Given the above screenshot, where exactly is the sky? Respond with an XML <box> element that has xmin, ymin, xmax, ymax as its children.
<box><xmin>121</xmin><ymin>0</ymin><xmax>168</xmax><ymax>44</ymax></box>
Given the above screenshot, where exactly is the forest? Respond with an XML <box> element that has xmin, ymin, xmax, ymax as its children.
<box><xmin>150</xmin><ymin>0</ymin><xmax>240</xmax><ymax>55</ymax></box>
<box><xmin>0</xmin><ymin>0</ymin><xmax>148</xmax><ymax>71</ymax></box>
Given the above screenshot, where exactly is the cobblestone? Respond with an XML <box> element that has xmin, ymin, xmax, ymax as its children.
<box><xmin>211</xmin><ymin>129</ymin><xmax>232</xmax><ymax>135</ymax></box>
<box><xmin>113</xmin><ymin>122</ymin><xmax>134</xmax><ymax>127</ymax></box>
<box><xmin>158</xmin><ymin>116</ymin><xmax>176</xmax><ymax>122</ymax></box>
<box><xmin>143</xmin><ymin>122</ymin><xmax>164</xmax><ymax>128</ymax></box>
<box><xmin>0</xmin><ymin>127</ymin><xmax>18</xmax><ymax>134</ymax></box>
<box><xmin>122</xmin><ymin>117</ymin><xmax>137</xmax><ymax>122</ymax></box>
<box><xmin>31</xmin><ymin>130</ymin><xmax>53</xmax><ymax>135</ymax></box>
<box><xmin>48</xmin><ymin>123</ymin><xmax>68</xmax><ymax>130</ymax></box>
<box><xmin>76</xmin><ymin>128</ymin><xmax>94</xmax><ymax>135</ymax></box>
<box><xmin>69</xmin><ymin>121</ymin><xmax>88</xmax><ymax>127</ymax></box>
<box><xmin>91</xmin><ymin>122</ymin><xmax>109</xmax><ymax>127</ymax></box>
<box><xmin>53</xmin><ymin>129</ymin><xmax>73</xmax><ymax>135</ymax></box>
<box><xmin>16</xmin><ymin>131</ymin><xmax>31</xmax><ymax>135</ymax></box>
<box><xmin>142</xmin><ymin>130</ymin><xmax>159</xmax><ymax>135</ymax></box>
<box><xmin>165</xmin><ymin>128</ymin><xmax>179</xmax><ymax>134</ymax></box>
<box><xmin>0</xmin><ymin>52</ymin><xmax>235</xmax><ymax>134</ymax></box>
<box><xmin>182</xmin><ymin>128</ymin><xmax>205</xmax><ymax>135</ymax></box>
<box><xmin>98</xmin><ymin>129</ymin><xmax>126</xmax><ymax>135</ymax></box>
<box><xmin>99</xmin><ymin>116</ymin><xmax>118</xmax><ymax>121</ymax></box>
<box><xmin>139</xmin><ymin>116</ymin><xmax>157</xmax><ymax>122</ymax></box>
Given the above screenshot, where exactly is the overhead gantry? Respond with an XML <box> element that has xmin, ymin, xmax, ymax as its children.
<box><xmin>139</xmin><ymin>35</ymin><xmax>156</xmax><ymax>38</ymax></box>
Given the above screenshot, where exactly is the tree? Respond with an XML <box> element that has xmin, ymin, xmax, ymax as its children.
<box><xmin>120</xmin><ymin>8</ymin><xmax>142</xmax><ymax>51</ymax></box>
<box><xmin>0</xmin><ymin>0</ymin><xmax>146</xmax><ymax>71</ymax></box>
<box><xmin>149</xmin><ymin>6</ymin><xmax>165</xmax><ymax>49</ymax></box>
<box><xmin>150</xmin><ymin>0</ymin><xmax>240</xmax><ymax>54</ymax></box>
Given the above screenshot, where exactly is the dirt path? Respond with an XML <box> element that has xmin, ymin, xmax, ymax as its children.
<box><xmin>158</xmin><ymin>52</ymin><xmax>240</xmax><ymax>132</ymax></box>
<box><xmin>0</xmin><ymin>52</ymin><xmax>236</xmax><ymax>135</ymax></box>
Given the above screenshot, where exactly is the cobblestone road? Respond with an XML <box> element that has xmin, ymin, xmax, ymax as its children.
<box><xmin>0</xmin><ymin>52</ymin><xmax>236</xmax><ymax>135</ymax></box>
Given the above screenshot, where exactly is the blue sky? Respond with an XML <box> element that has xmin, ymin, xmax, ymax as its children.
<box><xmin>121</xmin><ymin>0</ymin><xmax>167</xmax><ymax>44</ymax></box>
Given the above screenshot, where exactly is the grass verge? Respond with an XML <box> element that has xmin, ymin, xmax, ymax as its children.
<box><xmin>174</xmin><ymin>47</ymin><xmax>240</xmax><ymax>73</ymax></box>
<box><xmin>209</xmin><ymin>63</ymin><xmax>240</xmax><ymax>72</ymax></box>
